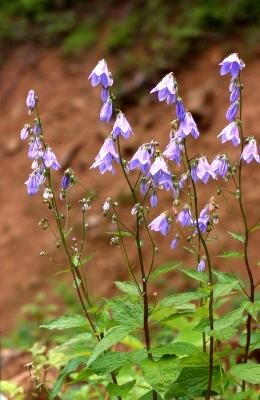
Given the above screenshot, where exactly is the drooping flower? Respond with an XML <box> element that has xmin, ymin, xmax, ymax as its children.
<box><xmin>21</xmin><ymin>124</ymin><xmax>30</xmax><ymax>140</ymax></box>
<box><xmin>230</xmin><ymin>85</ymin><xmax>240</xmax><ymax>102</ymax></box>
<box><xmin>43</xmin><ymin>148</ymin><xmax>61</xmax><ymax>170</ymax></box>
<box><xmin>128</xmin><ymin>144</ymin><xmax>152</xmax><ymax>173</ymax></box>
<box><xmin>148</xmin><ymin>156</ymin><xmax>173</xmax><ymax>191</ymax></box>
<box><xmin>217</xmin><ymin>122</ymin><xmax>240</xmax><ymax>146</ymax></box>
<box><xmin>226</xmin><ymin>100</ymin><xmax>239</xmax><ymax>122</ymax></box>
<box><xmin>140</xmin><ymin>178</ymin><xmax>148</xmax><ymax>195</ymax></box>
<box><xmin>176</xmin><ymin>97</ymin><xmax>185</xmax><ymax>120</ymax></box>
<box><xmin>211</xmin><ymin>154</ymin><xmax>229</xmax><ymax>178</ymax></box>
<box><xmin>28</xmin><ymin>138</ymin><xmax>43</xmax><ymax>159</ymax></box>
<box><xmin>100</xmin><ymin>98</ymin><xmax>113</xmax><ymax>122</ymax></box>
<box><xmin>61</xmin><ymin>173</ymin><xmax>70</xmax><ymax>190</ymax></box>
<box><xmin>240</xmin><ymin>137</ymin><xmax>260</xmax><ymax>164</ymax></box>
<box><xmin>163</xmin><ymin>136</ymin><xmax>183</xmax><ymax>166</ymax></box>
<box><xmin>33</xmin><ymin>121</ymin><xmax>42</xmax><ymax>136</ymax></box>
<box><xmin>198</xmin><ymin>257</ymin><xmax>206</xmax><ymax>272</ymax></box>
<box><xmin>150</xmin><ymin>192</ymin><xmax>158</xmax><ymax>208</ymax></box>
<box><xmin>196</xmin><ymin>157</ymin><xmax>216</xmax><ymax>184</ymax></box>
<box><xmin>89</xmin><ymin>59</ymin><xmax>113</xmax><ymax>88</ymax></box>
<box><xmin>219</xmin><ymin>53</ymin><xmax>245</xmax><ymax>78</ymax></box>
<box><xmin>197</xmin><ymin>204</ymin><xmax>210</xmax><ymax>233</ymax></box>
<box><xmin>176</xmin><ymin>112</ymin><xmax>199</xmax><ymax>139</ymax></box>
<box><xmin>149</xmin><ymin>212</ymin><xmax>171</xmax><ymax>236</ymax></box>
<box><xmin>191</xmin><ymin>163</ymin><xmax>199</xmax><ymax>182</ymax></box>
<box><xmin>90</xmin><ymin>137</ymin><xmax>119</xmax><ymax>175</ymax></box>
<box><xmin>176</xmin><ymin>205</ymin><xmax>194</xmax><ymax>228</ymax></box>
<box><xmin>170</xmin><ymin>234</ymin><xmax>179</xmax><ymax>249</ymax></box>
<box><xmin>26</xmin><ymin>90</ymin><xmax>36</xmax><ymax>112</ymax></box>
<box><xmin>111</xmin><ymin>112</ymin><xmax>133</xmax><ymax>140</ymax></box>
<box><xmin>101</xmin><ymin>87</ymin><xmax>109</xmax><ymax>102</ymax></box>
<box><xmin>25</xmin><ymin>169</ymin><xmax>46</xmax><ymax>196</ymax></box>
<box><xmin>150</xmin><ymin>73</ymin><xmax>176</xmax><ymax>105</ymax></box>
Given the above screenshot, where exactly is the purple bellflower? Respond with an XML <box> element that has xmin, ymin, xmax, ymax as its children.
<box><xmin>128</xmin><ymin>144</ymin><xmax>152</xmax><ymax>173</ymax></box>
<box><xmin>43</xmin><ymin>148</ymin><xmax>61</xmax><ymax>170</ymax></box>
<box><xmin>149</xmin><ymin>212</ymin><xmax>171</xmax><ymax>236</ymax></box>
<box><xmin>90</xmin><ymin>137</ymin><xmax>119</xmax><ymax>175</ymax></box>
<box><xmin>148</xmin><ymin>156</ymin><xmax>173</xmax><ymax>191</ymax></box>
<box><xmin>25</xmin><ymin>169</ymin><xmax>46</xmax><ymax>196</ymax></box>
<box><xmin>176</xmin><ymin>112</ymin><xmax>199</xmax><ymax>140</ymax></box>
<box><xmin>198</xmin><ymin>257</ymin><xmax>206</xmax><ymax>272</ymax></box>
<box><xmin>176</xmin><ymin>98</ymin><xmax>185</xmax><ymax>120</ymax></box>
<box><xmin>240</xmin><ymin>137</ymin><xmax>260</xmax><ymax>164</ymax></box>
<box><xmin>171</xmin><ymin>234</ymin><xmax>179</xmax><ymax>249</ymax></box>
<box><xmin>100</xmin><ymin>98</ymin><xmax>113</xmax><ymax>122</ymax></box>
<box><xmin>140</xmin><ymin>178</ymin><xmax>148</xmax><ymax>195</ymax></box>
<box><xmin>230</xmin><ymin>86</ymin><xmax>240</xmax><ymax>102</ymax></box>
<box><xmin>211</xmin><ymin>154</ymin><xmax>229</xmax><ymax>178</ymax></box>
<box><xmin>26</xmin><ymin>90</ymin><xmax>36</xmax><ymax>113</ymax></box>
<box><xmin>219</xmin><ymin>53</ymin><xmax>245</xmax><ymax>78</ymax></box>
<box><xmin>33</xmin><ymin>121</ymin><xmax>42</xmax><ymax>136</ymax></box>
<box><xmin>111</xmin><ymin>112</ymin><xmax>133</xmax><ymax>140</ymax></box>
<box><xmin>226</xmin><ymin>100</ymin><xmax>239</xmax><ymax>122</ymax></box>
<box><xmin>28</xmin><ymin>138</ymin><xmax>43</xmax><ymax>159</ymax></box>
<box><xmin>21</xmin><ymin>124</ymin><xmax>30</xmax><ymax>140</ymax></box>
<box><xmin>101</xmin><ymin>87</ymin><xmax>109</xmax><ymax>102</ymax></box>
<box><xmin>163</xmin><ymin>136</ymin><xmax>183</xmax><ymax>166</ymax></box>
<box><xmin>150</xmin><ymin>73</ymin><xmax>176</xmax><ymax>105</ymax></box>
<box><xmin>89</xmin><ymin>59</ymin><xmax>113</xmax><ymax>88</ymax></box>
<box><xmin>150</xmin><ymin>191</ymin><xmax>158</xmax><ymax>208</ymax></box>
<box><xmin>61</xmin><ymin>173</ymin><xmax>70</xmax><ymax>190</ymax></box>
<box><xmin>196</xmin><ymin>157</ymin><xmax>216</xmax><ymax>184</ymax></box>
<box><xmin>197</xmin><ymin>205</ymin><xmax>210</xmax><ymax>233</ymax></box>
<box><xmin>218</xmin><ymin>122</ymin><xmax>240</xmax><ymax>146</ymax></box>
<box><xmin>176</xmin><ymin>205</ymin><xmax>194</xmax><ymax>228</ymax></box>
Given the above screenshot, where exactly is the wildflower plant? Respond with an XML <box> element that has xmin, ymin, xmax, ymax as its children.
<box><xmin>19</xmin><ymin>55</ymin><xmax>260</xmax><ymax>399</ymax></box>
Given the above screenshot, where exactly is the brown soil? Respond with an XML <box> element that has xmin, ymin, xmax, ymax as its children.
<box><xmin>0</xmin><ymin>45</ymin><xmax>259</xmax><ymax>395</ymax></box>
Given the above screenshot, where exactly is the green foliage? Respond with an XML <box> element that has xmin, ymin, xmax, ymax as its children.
<box><xmin>1</xmin><ymin>381</ymin><xmax>25</xmax><ymax>400</ymax></box>
<box><xmin>229</xmin><ymin>363</ymin><xmax>260</xmax><ymax>384</ymax></box>
<box><xmin>41</xmin><ymin>314</ymin><xmax>89</xmax><ymax>330</ymax></box>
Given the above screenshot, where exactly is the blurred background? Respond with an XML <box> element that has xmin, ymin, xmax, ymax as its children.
<box><xmin>0</xmin><ymin>0</ymin><xmax>259</xmax><ymax>393</ymax></box>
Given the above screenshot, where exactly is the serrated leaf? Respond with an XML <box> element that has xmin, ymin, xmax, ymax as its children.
<box><xmin>160</xmin><ymin>291</ymin><xmax>208</xmax><ymax>308</ymax></box>
<box><xmin>244</xmin><ymin>300</ymin><xmax>260</xmax><ymax>321</ymax></box>
<box><xmin>141</xmin><ymin>356</ymin><xmax>181</xmax><ymax>396</ymax></box>
<box><xmin>179</xmin><ymin>268</ymin><xmax>208</xmax><ymax>282</ymax></box>
<box><xmin>250</xmin><ymin>223</ymin><xmax>260</xmax><ymax>232</ymax></box>
<box><xmin>213</xmin><ymin>270</ymin><xmax>239</xmax><ymax>284</ymax></box>
<box><xmin>115</xmin><ymin>281</ymin><xmax>140</xmax><ymax>296</ymax></box>
<box><xmin>106</xmin><ymin>230</ymin><xmax>134</xmax><ymax>238</ymax></box>
<box><xmin>217</xmin><ymin>251</ymin><xmax>244</xmax><ymax>258</ymax></box>
<box><xmin>40</xmin><ymin>314</ymin><xmax>88</xmax><ymax>330</ymax></box>
<box><xmin>49</xmin><ymin>357</ymin><xmax>88</xmax><ymax>400</ymax></box>
<box><xmin>107</xmin><ymin>380</ymin><xmax>136</xmax><ymax>397</ymax></box>
<box><xmin>152</xmin><ymin>342</ymin><xmax>199</xmax><ymax>358</ymax></box>
<box><xmin>165</xmin><ymin>366</ymin><xmax>223</xmax><ymax>399</ymax></box>
<box><xmin>213</xmin><ymin>281</ymin><xmax>241</xmax><ymax>298</ymax></box>
<box><xmin>228</xmin><ymin>231</ymin><xmax>245</xmax><ymax>243</ymax></box>
<box><xmin>91</xmin><ymin>350</ymin><xmax>146</xmax><ymax>374</ymax></box>
<box><xmin>230</xmin><ymin>363</ymin><xmax>260</xmax><ymax>384</ymax></box>
<box><xmin>87</xmin><ymin>325</ymin><xmax>132</xmax><ymax>366</ymax></box>
<box><xmin>149</xmin><ymin>261</ymin><xmax>182</xmax><ymax>281</ymax></box>
<box><xmin>138</xmin><ymin>391</ymin><xmax>163</xmax><ymax>400</ymax></box>
<box><xmin>109</xmin><ymin>297</ymin><xmax>143</xmax><ymax>328</ymax></box>
<box><xmin>208</xmin><ymin>327</ymin><xmax>237</xmax><ymax>340</ymax></box>
<box><xmin>213</xmin><ymin>307</ymin><xmax>245</xmax><ymax>331</ymax></box>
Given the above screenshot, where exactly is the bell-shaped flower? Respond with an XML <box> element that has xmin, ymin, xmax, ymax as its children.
<box><xmin>198</xmin><ymin>257</ymin><xmax>206</xmax><ymax>272</ymax></box>
<box><xmin>26</xmin><ymin>90</ymin><xmax>36</xmax><ymax>112</ymax></box>
<box><xmin>21</xmin><ymin>124</ymin><xmax>30</xmax><ymax>140</ymax></box>
<box><xmin>149</xmin><ymin>212</ymin><xmax>171</xmax><ymax>236</ymax></box>
<box><xmin>128</xmin><ymin>144</ymin><xmax>152</xmax><ymax>173</ymax></box>
<box><xmin>90</xmin><ymin>137</ymin><xmax>119</xmax><ymax>175</ymax></box>
<box><xmin>219</xmin><ymin>53</ymin><xmax>245</xmax><ymax>78</ymax></box>
<box><xmin>196</xmin><ymin>157</ymin><xmax>216</xmax><ymax>184</ymax></box>
<box><xmin>150</xmin><ymin>191</ymin><xmax>158</xmax><ymax>208</ymax></box>
<box><xmin>176</xmin><ymin>205</ymin><xmax>194</xmax><ymax>227</ymax></box>
<box><xmin>100</xmin><ymin>98</ymin><xmax>113</xmax><ymax>122</ymax></box>
<box><xmin>111</xmin><ymin>112</ymin><xmax>133</xmax><ymax>139</ymax></box>
<box><xmin>43</xmin><ymin>148</ymin><xmax>61</xmax><ymax>170</ymax></box>
<box><xmin>211</xmin><ymin>154</ymin><xmax>229</xmax><ymax>178</ymax></box>
<box><xmin>148</xmin><ymin>156</ymin><xmax>173</xmax><ymax>191</ymax></box>
<box><xmin>170</xmin><ymin>234</ymin><xmax>179</xmax><ymax>249</ymax></box>
<box><xmin>240</xmin><ymin>137</ymin><xmax>260</xmax><ymax>164</ymax></box>
<box><xmin>89</xmin><ymin>59</ymin><xmax>113</xmax><ymax>88</ymax></box>
<box><xmin>226</xmin><ymin>100</ymin><xmax>239</xmax><ymax>122</ymax></box>
<box><xmin>150</xmin><ymin>73</ymin><xmax>176</xmax><ymax>105</ymax></box>
<box><xmin>176</xmin><ymin>98</ymin><xmax>185</xmax><ymax>120</ymax></box>
<box><xmin>28</xmin><ymin>138</ymin><xmax>43</xmax><ymax>159</ymax></box>
<box><xmin>218</xmin><ymin>122</ymin><xmax>240</xmax><ymax>146</ymax></box>
<box><xmin>25</xmin><ymin>168</ymin><xmax>46</xmax><ymax>196</ymax></box>
<box><xmin>176</xmin><ymin>112</ymin><xmax>199</xmax><ymax>139</ymax></box>
<box><xmin>163</xmin><ymin>136</ymin><xmax>183</xmax><ymax>166</ymax></box>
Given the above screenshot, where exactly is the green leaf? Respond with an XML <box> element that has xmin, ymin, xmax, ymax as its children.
<box><xmin>149</xmin><ymin>261</ymin><xmax>182</xmax><ymax>281</ymax></box>
<box><xmin>87</xmin><ymin>325</ymin><xmax>132</xmax><ymax>366</ymax></box>
<box><xmin>91</xmin><ymin>350</ymin><xmax>146</xmax><ymax>374</ymax></box>
<box><xmin>165</xmin><ymin>366</ymin><xmax>223</xmax><ymax>399</ymax></box>
<box><xmin>107</xmin><ymin>380</ymin><xmax>136</xmax><ymax>397</ymax></box>
<box><xmin>141</xmin><ymin>356</ymin><xmax>181</xmax><ymax>396</ymax></box>
<box><xmin>115</xmin><ymin>281</ymin><xmax>140</xmax><ymax>296</ymax></box>
<box><xmin>40</xmin><ymin>314</ymin><xmax>88</xmax><ymax>330</ymax></box>
<box><xmin>213</xmin><ymin>281</ymin><xmax>241</xmax><ymax>298</ymax></box>
<box><xmin>230</xmin><ymin>363</ymin><xmax>260</xmax><ymax>384</ymax></box>
<box><xmin>50</xmin><ymin>357</ymin><xmax>88</xmax><ymax>400</ymax></box>
<box><xmin>179</xmin><ymin>268</ymin><xmax>208</xmax><ymax>283</ymax></box>
<box><xmin>109</xmin><ymin>297</ymin><xmax>143</xmax><ymax>328</ymax></box>
<box><xmin>213</xmin><ymin>270</ymin><xmax>240</xmax><ymax>284</ymax></box>
<box><xmin>208</xmin><ymin>327</ymin><xmax>237</xmax><ymax>340</ymax></box>
<box><xmin>160</xmin><ymin>291</ymin><xmax>208</xmax><ymax>308</ymax></box>
<box><xmin>152</xmin><ymin>342</ymin><xmax>199</xmax><ymax>358</ymax></box>
<box><xmin>106</xmin><ymin>230</ymin><xmax>134</xmax><ymax>237</ymax></box>
<box><xmin>213</xmin><ymin>307</ymin><xmax>245</xmax><ymax>331</ymax></box>
<box><xmin>244</xmin><ymin>300</ymin><xmax>260</xmax><ymax>321</ymax></box>
<box><xmin>217</xmin><ymin>251</ymin><xmax>244</xmax><ymax>258</ymax></box>
<box><xmin>227</xmin><ymin>231</ymin><xmax>245</xmax><ymax>243</ymax></box>
<box><xmin>250</xmin><ymin>223</ymin><xmax>260</xmax><ymax>232</ymax></box>
<box><xmin>138</xmin><ymin>392</ymin><xmax>163</xmax><ymax>400</ymax></box>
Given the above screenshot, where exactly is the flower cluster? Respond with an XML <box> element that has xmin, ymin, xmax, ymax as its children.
<box><xmin>21</xmin><ymin>90</ymin><xmax>60</xmax><ymax>195</ymax></box>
